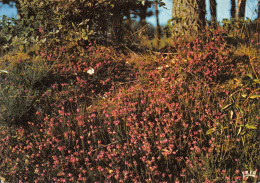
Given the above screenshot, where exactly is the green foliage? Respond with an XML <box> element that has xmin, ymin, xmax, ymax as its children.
<box><xmin>0</xmin><ymin>52</ymin><xmax>50</xmax><ymax>126</ymax></box>
<box><xmin>0</xmin><ymin>14</ymin><xmax>45</xmax><ymax>54</ymax></box>
<box><xmin>0</xmin><ymin>0</ymin><xmax>169</xmax><ymax>53</ymax></box>
<box><xmin>222</xmin><ymin>17</ymin><xmax>260</xmax><ymax>47</ymax></box>
<box><xmin>0</xmin><ymin>0</ymin><xmax>122</xmax><ymax>52</ymax></box>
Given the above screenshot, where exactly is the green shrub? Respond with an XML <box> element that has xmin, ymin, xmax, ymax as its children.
<box><xmin>0</xmin><ymin>51</ymin><xmax>50</xmax><ymax>127</ymax></box>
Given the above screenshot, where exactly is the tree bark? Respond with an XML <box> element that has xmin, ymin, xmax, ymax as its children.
<box><xmin>209</xmin><ymin>0</ymin><xmax>217</xmax><ymax>26</ymax></box>
<box><xmin>231</xmin><ymin>0</ymin><xmax>236</xmax><ymax>19</ymax></box>
<box><xmin>111</xmin><ymin>5</ymin><xmax>124</xmax><ymax>43</ymax></box>
<box><xmin>171</xmin><ymin>0</ymin><xmax>206</xmax><ymax>37</ymax></box>
<box><xmin>236</xmin><ymin>0</ymin><xmax>247</xmax><ymax>20</ymax></box>
<box><xmin>239</xmin><ymin>0</ymin><xmax>246</xmax><ymax>18</ymax></box>
<box><xmin>197</xmin><ymin>0</ymin><xmax>207</xmax><ymax>28</ymax></box>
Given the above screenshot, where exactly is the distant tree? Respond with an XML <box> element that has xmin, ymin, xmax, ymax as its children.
<box><xmin>1</xmin><ymin>0</ymin><xmax>167</xmax><ymax>46</ymax></box>
<box><xmin>128</xmin><ymin>0</ymin><xmax>165</xmax><ymax>39</ymax></box>
<box><xmin>136</xmin><ymin>0</ymin><xmax>153</xmax><ymax>37</ymax></box>
<box><xmin>0</xmin><ymin>0</ymin><xmax>150</xmax><ymax>45</ymax></box>
<box><xmin>109</xmin><ymin>0</ymin><xmax>156</xmax><ymax>43</ymax></box>
<box><xmin>154</xmin><ymin>0</ymin><xmax>161</xmax><ymax>49</ymax></box>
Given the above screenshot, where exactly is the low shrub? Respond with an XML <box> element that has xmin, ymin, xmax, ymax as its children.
<box><xmin>0</xmin><ymin>51</ymin><xmax>50</xmax><ymax>127</ymax></box>
<box><xmin>0</xmin><ymin>43</ymin><xmax>137</xmax><ymax>182</ymax></box>
<box><xmin>0</xmin><ymin>28</ymin><xmax>258</xmax><ymax>182</ymax></box>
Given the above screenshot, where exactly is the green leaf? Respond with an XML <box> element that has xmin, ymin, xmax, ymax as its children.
<box><xmin>237</xmin><ymin>126</ymin><xmax>242</xmax><ymax>135</ymax></box>
<box><xmin>241</xmin><ymin>94</ymin><xmax>247</xmax><ymax>98</ymax></box>
<box><xmin>253</xmin><ymin>79</ymin><xmax>260</xmax><ymax>84</ymax></box>
<box><xmin>206</xmin><ymin>128</ymin><xmax>216</xmax><ymax>135</ymax></box>
<box><xmin>230</xmin><ymin>110</ymin><xmax>234</xmax><ymax>119</ymax></box>
<box><xmin>242</xmin><ymin>74</ymin><xmax>254</xmax><ymax>83</ymax></box>
<box><xmin>6</xmin><ymin>35</ymin><xmax>12</xmax><ymax>41</ymax></box>
<box><xmin>222</xmin><ymin>103</ymin><xmax>233</xmax><ymax>110</ymax></box>
<box><xmin>249</xmin><ymin>95</ymin><xmax>260</xmax><ymax>99</ymax></box>
<box><xmin>245</xmin><ymin>124</ymin><xmax>257</xmax><ymax>130</ymax></box>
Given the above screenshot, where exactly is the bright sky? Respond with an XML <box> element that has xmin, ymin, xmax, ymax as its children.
<box><xmin>147</xmin><ymin>0</ymin><xmax>259</xmax><ymax>25</ymax></box>
<box><xmin>0</xmin><ymin>0</ymin><xmax>259</xmax><ymax>26</ymax></box>
<box><xmin>0</xmin><ymin>2</ymin><xmax>17</xmax><ymax>17</ymax></box>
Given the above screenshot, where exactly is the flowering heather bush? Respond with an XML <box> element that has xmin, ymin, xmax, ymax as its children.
<box><xmin>0</xmin><ymin>29</ymin><xmax>259</xmax><ymax>182</ymax></box>
<box><xmin>171</xmin><ymin>27</ymin><xmax>237</xmax><ymax>84</ymax></box>
<box><xmin>0</xmin><ymin>43</ymin><xmax>137</xmax><ymax>182</ymax></box>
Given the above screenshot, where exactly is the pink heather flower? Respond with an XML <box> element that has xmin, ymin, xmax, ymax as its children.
<box><xmin>39</xmin><ymin>26</ymin><xmax>44</xmax><ymax>33</ymax></box>
<box><xmin>78</xmin><ymin>120</ymin><xmax>84</xmax><ymax>127</ymax></box>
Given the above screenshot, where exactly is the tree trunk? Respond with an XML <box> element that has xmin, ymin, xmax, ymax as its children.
<box><xmin>231</xmin><ymin>0</ymin><xmax>236</xmax><ymax>19</ymax></box>
<box><xmin>209</xmin><ymin>0</ymin><xmax>217</xmax><ymax>26</ymax></box>
<box><xmin>125</xmin><ymin>9</ymin><xmax>131</xmax><ymax>40</ymax></box>
<box><xmin>197</xmin><ymin>0</ymin><xmax>206</xmax><ymax>28</ymax></box>
<box><xmin>236</xmin><ymin>0</ymin><xmax>247</xmax><ymax>20</ymax></box>
<box><xmin>139</xmin><ymin>1</ymin><xmax>150</xmax><ymax>36</ymax></box>
<box><xmin>236</xmin><ymin>0</ymin><xmax>242</xmax><ymax>20</ymax></box>
<box><xmin>239</xmin><ymin>0</ymin><xmax>246</xmax><ymax>18</ymax></box>
<box><xmin>154</xmin><ymin>0</ymin><xmax>161</xmax><ymax>49</ymax></box>
<box><xmin>111</xmin><ymin>5</ymin><xmax>124</xmax><ymax>43</ymax></box>
<box><xmin>171</xmin><ymin>0</ymin><xmax>205</xmax><ymax>37</ymax></box>
<box><xmin>140</xmin><ymin>7</ymin><xmax>147</xmax><ymax>28</ymax></box>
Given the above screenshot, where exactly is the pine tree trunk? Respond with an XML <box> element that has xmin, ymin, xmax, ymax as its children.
<box><xmin>231</xmin><ymin>0</ymin><xmax>236</xmax><ymax>19</ymax></box>
<box><xmin>197</xmin><ymin>0</ymin><xmax>206</xmax><ymax>28</ymax></box>
<box><xmin>111</xmin><ymin>6</ymin><xmax>124</xmax><ymax>43</ymax></box>
<box><xmin>171</xmin><ymin>0</ymin><xmax>205</xmax><ymax>37</ymax></box>
<box><xmin>236</xmin><ymin>0</ymin><xmax>247</xmax><ymax>20</ymax></box>
<box><xmin>210</xmin><ymin>0</ymin><xmax>217</xmax><ymax>26</ymax></box>
<box><xmin>239</xmin><ymin>0</ymin><xmax>246</xmax><ymax>18</ymax></box>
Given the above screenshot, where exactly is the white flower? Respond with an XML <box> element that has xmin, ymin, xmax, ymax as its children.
<box><xmin>157</xmin><ymin>64</ymin><xmax>169</xmax><ymax>70</ymax></box>
<box><xmin>87</xmin><ymin>68</ymin><xmax>94</xmax><ymax>75</ymax></box>
<box><xmin>157</xmin><ymin>66</ymin><xmax>163</xmax><ymax>70</ymax></box>
<box><xmin>0</xmin><ymin>70</ymin><xmax>8</xmax><ymax>74</ymax></box>
<box><xmin>0</xmin><ymin>176</ymin><xmax>6</xmax><ymax>183</ymax></box>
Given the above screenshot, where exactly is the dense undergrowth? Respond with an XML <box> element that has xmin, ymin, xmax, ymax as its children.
<box><xmin>0</xmin><ymin>26</ymin><xmax>259</xmax><ymax>182</ymax></box>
